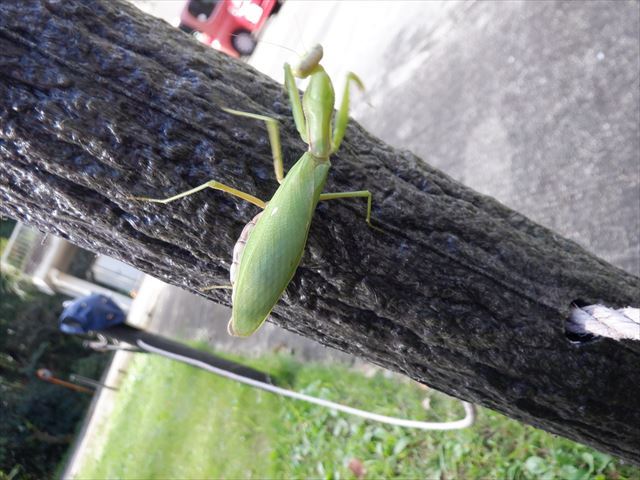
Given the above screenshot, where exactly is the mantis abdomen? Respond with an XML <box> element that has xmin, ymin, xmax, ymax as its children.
<box><xmin>229</xmin><ymin>153</ymin><xmax>330</xmax><ymax>336</ymax></box>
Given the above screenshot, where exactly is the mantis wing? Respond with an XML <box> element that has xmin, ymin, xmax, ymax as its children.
<box><xmin>230</xmin><ymin>153</ymin><xmax>329</xmax><ymax>336</ymax></box>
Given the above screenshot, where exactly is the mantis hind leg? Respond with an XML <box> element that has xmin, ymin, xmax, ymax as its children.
<box><xmin>128</xmin><ymin>179</ymin><xmax>266</xmax><ymax>209</ymax></box>
<box><xmin>221</xmin><ymin>108</ymin><xmax>285</xmax><ymax>184</ymax></box>
<box><xmin>331</xmin><ymin>72</ymin><xmax>365</xmax><ymax>154</ymax></box>
<box><xmin>319</xmin><ymin>190</ymin><xmax>381</xmax><ymax>231</ymax></box>
<box><xmin>201</xmin><ymin>284</ymin><xmax>233</xmax><ymax>292</ymax></box>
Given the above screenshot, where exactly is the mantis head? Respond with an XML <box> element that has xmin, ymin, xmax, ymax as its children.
<box><xmin>292</xmin><ymin>44</ymin><xmax>324</xmax><ymax>78</ymax></box>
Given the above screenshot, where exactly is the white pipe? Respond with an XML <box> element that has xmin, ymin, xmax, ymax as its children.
<box><xmin>138</xmin><ymin>339</ymin><xmax>476</xmax><ymax>431</ymax></box>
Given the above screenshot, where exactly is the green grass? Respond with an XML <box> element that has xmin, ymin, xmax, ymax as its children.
<box><xmin>79</xmin><ymin>354</ymin><xmax>281</xmax><ymax>479</ymax></box>
<box><xmin>76</xmin><ymin>350</ymin><xmax>639</xmax><ymax>479</ymax></box>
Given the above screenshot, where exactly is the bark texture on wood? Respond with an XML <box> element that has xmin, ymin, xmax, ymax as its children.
<box><xmin>1</xmin><ymin>0</ymin><xmax>639</xmax><ymax>462</ymax></box>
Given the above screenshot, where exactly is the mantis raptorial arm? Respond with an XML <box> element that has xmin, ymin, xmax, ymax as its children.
<box><xmin>331</xmin><ymin>72</ymin><xmax>365</xmax><ymax>153</ymax></box>
<box><xmin>129</xmin><ymin>180</ymin><xmax>266</xmax><ymax>209</ymax></box>
<box><xmin>284</xmin><ymin>62</ymin><xmax>308</xmax><ymax>143</ymax></box>
<box><xmin>221</xmin><ymin>108</ymin><xmax>285</xmax><ymax>183</ymax></box>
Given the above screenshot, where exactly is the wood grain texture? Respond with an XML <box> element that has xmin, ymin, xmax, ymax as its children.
<box><xmin>1</xmin><ymin>0</ymin><xmax>638</xmax><ymax>462</ymax></box>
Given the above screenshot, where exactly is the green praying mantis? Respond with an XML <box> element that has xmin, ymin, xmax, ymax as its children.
<box><xmin>131</xmin><ymin>45</ymin><xmax>377</xmax><ymax>337</ymax></box>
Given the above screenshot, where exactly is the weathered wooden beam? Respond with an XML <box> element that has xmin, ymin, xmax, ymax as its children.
<box><xmin>1</xmin><ymin>0</ymin><xmax>638</xmax><ymax>462</ymax></box>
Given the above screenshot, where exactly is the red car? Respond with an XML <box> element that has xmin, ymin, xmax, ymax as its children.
<box><xmin>179</xmin><ymin>0</ymin><xmax>281</xmax><ymax>57</ymax></box>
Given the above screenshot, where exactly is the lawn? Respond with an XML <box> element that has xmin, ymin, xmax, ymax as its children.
<box><xmin>76</xmin><ymin>349</ymin><xmax>639</xmax><ymax>479</ymax></box>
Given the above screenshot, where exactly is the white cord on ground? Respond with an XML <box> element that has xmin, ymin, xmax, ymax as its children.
<box><xmin>568</xmin><ymin>305</ymin><xmax>640</xmax><ymax>341</ymax></box>
<box><xmin>138</xmin><ymin>339</ymin><xmax>476</xmax><ymax>431</ymax></box>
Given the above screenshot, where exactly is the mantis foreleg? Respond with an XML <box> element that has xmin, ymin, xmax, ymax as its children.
<box><xmin>331</xmin><ymin>72</ymin><xmax>365</xmax><ymax>153</ymax></box>
<box><xmin>222</xmin><ymin>108</ymin><xmax>285</xmax><ymax>184</ymax></box>
<box><xmin>284</xmin><ymin>63</ymin><xmax>308</xmax><ymax>143</ymax></box>
<box><xmin>129</xmin><ymin>180</ymin><xmax>266</xmax><ymax>209</ymax></box>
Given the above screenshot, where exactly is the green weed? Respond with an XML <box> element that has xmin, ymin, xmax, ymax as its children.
<box><xmin>77</xmin><ymin>350</ymin><xmax>639</xmax><ymax>479</ymax></box>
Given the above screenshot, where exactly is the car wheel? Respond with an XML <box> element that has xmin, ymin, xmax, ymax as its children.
<box><xmin>179</xmin><ymin>23</ymin><xmax>196</xmax><ymax>35</ymax></box>
<box><xmin>232</xmin><ymin>30</ymin><xmax>257</xmax><ymax>56</ymax></box>
<box><xmin>271</xmin><ymin>0</ymin><xmax>283</xmax><ymax>15</ymax></box>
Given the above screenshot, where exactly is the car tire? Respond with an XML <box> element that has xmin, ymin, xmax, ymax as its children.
<box><xmin>271</xmin><ymin>0</ymin><xmax>283</xmax><ymax>15</ymax></box>
<box><xmin>178</xmin><ymin>23</ymin><xmax>196</xmax><ymax>35</ymax></box>
<box><xmin>232</xmin><ymin>30</ymin><xmax>257</xmax><ymax>56</ymax></box>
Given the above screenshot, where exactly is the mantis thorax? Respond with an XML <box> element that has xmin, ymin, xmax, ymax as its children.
<box><xmin>303</xmin><ymin>68</ymin><xmax>335</xmax><ymax>158</ymax></box>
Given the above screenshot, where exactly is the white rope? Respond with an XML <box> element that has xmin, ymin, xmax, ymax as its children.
<box><xmin>568</xmin><ymin>305</ymin><xmax>640</xmax><ymax>341</ymax></box>
<box><xmin>137</xmin><ymin>339</ymin><xmax>476</xmax><ymax>431</ymax></box>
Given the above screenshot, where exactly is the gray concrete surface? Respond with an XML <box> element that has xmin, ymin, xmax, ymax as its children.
<box><xmin>147</xmin><ymin>281</ymin><xmax>356</xmax><ymax>363</ymax></box>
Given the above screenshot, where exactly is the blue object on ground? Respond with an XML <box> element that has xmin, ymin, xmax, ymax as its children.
<box><xmin>59</xmin><ymin>294</ymin><xmax>126</xmax><ymax>334</ymax></box>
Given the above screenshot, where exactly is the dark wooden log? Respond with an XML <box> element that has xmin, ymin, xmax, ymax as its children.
<box><xmin>1</xmin><ymin>0</ymin><xmax>638</xmax><ymax>463</ymax></box>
